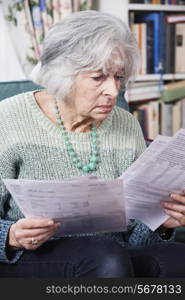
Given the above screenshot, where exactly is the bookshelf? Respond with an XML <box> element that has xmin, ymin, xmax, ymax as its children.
<box><xmin>137</xmin><ymin>74</ymin><xmax>185</xmax><ymax>81</ymax></box>
<box><xmin>98</xmin><ymin>0</ymin><xmax>185</xmax><ymax>139</ymax></box>
<box><xmin>98</xmin><ymin>0</ymin><xmax>185</xmax><ymax>81</ymax></box>
<box><xmin>128</xmin><ymin>2</ymin><xmax>185</xmax><ymax>81</ymax></box>
<box><xmin>128</xmin><ymin>3</ymin><xmax>185</xmax><ymax>11</ymax></box>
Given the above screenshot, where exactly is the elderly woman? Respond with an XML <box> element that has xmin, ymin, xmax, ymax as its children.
<box><xmin>0</xmin><ymin>10</ymin><xmax>185</xmax><ymax>278</ymax></box>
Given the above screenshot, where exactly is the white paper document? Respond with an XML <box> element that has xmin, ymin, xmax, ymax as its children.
<box><xmin>3</xmin><ymin>128</ymin><xmax>185</xmax><ymax>234</ymax></box>
<box><xmin>123</xmin><ymin>129</ymin><xmax>185</xmax><ymax>230</ymax></box>
<box><xmin>3</xmin><ymin>177</ymin><xmax>126</xmax><ymax>236</ymax></box>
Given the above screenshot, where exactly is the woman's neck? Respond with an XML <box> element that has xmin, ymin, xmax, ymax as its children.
<box><xmin>58</xmin><ymin>101</ymin><xmax>100</xmax><ymax>133</ymax></box>
<box><xmin>34</xmin><ymin>91</ymin><xmax>101</xmax><ymax>133</ymax></box>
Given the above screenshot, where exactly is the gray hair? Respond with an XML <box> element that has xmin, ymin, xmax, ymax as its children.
<box><xmin>30</xmin><ymin>10</ymin><xmax>140</xmax><ymax>101</ymax></box>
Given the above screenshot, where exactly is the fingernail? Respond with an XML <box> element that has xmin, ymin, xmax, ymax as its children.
<box><xmin>48</xmin><ymin>220</ymin><xmax>54</xmax><ymax>225</ymax></box>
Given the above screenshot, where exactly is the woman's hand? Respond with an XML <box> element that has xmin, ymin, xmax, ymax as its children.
<box><xmin>8</xmin><ymin>217</ymin><xmax>61</xmax><ymax>251</ymax></box>
<box><xmin>161</xmin><ymin>191</ymin><xmax>185</xmax><ymax>228</ymax></box>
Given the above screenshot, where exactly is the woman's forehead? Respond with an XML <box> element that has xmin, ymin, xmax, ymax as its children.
<box><xmin>90</xmin><ymin>65</ymin><xmax>125</xmax><ymax>74</ymax></box>
<box><xmin>102</xmin><ymin>64</ymin><xmax>125</xmax><ymax>74</ymax></box>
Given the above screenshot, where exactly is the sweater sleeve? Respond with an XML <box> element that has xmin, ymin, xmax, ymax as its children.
<box><xmin>0</xmin><ymin>219</ymin><xmax>24</xmax><ymax>263</ymax></box>
<box><xmin>0</xmin><ymin>158</ymin><xmax>24</xmax><ymax>263</ymax></box>
<box><xmin>133</xmin><ymin>117</ymin><xmax>147</xmax><ymax>159</ymax></box>
<box><xmin>0</xmin><ymin>105</ymin><xmax>24</xmax><ymax>263</ymax></box>
<box><xmin>127</xmin><ymin>220</ymin><xmax>175</xmax><ymax>248</ymax></box>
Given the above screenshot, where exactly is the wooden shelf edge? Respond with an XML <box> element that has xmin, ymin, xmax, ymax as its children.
<box><xmin>128</xmin><ymin>4</ymin><xmax>185</xmax><ymax>12</ymax></box>
<box><xmin>135</xmin><ymin>74</ymin><xmax>185</xmax><ymax>81</ymax></box>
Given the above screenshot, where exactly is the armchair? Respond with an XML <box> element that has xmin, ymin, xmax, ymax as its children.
<box><xmin>0</xmin><ymin>80</ymin><xmax>184</xmax><ymax>243</ymax></box>
<box><xmin>0</xmin><ymin>80</ymin><xmax>129</xmax><ymax>111</ymax></box>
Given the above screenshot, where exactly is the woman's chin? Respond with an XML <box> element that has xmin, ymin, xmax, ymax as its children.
<box><xmin>92</xmin><ymin>114</ymin><xmax>110</xmax><ymax>122</ymax></box>
<box><xmin>94</xmin><ymin>109</ymin><xmax>113</xmax><ymax>120</ymax></box>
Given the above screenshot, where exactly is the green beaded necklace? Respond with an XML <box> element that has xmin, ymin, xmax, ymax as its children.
<box><xmin>54</xmin><ymin>98</ymin><xmax>100</xmax><ymax>173</ymax></box>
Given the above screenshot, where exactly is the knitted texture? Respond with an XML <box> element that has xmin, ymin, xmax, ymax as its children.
<box><xmin>0</xmin><ymin>91</ymin><xmax>169</xmax><ymax>264</ymax></box>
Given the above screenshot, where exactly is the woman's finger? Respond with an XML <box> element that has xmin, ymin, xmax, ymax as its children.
<box><xmin>16</xmin><ymin>218</ymin><xmax>56</xmax><ymax>229</ymax></box>
<box><xmin>164</xmin><ymin>208</ymin><xmax>185</xmax><ymax>226</ymax></box>
<box><xmin>161</xmin><ymin>201</ymin><xmax>185</xmax><ymax>215</ymax></box>
<box><xmin>14</xmin><ymin>222</ymin><xmax>61</xmax><ymax>240</ymax></box>
<box><xmin>17</xmin><ymin>228</ymin><xmax>58</xmax><ymax>250</ymax></box>
<box><xmin>170</xmin><ymin>193</ymin><xmax>185</xmax><ymax>205</ymax></box>
<box><xmin>162</xmin><ymin>216</ymin><xmax>181</xmax><ymax>228</ymax></box>
<box><xmin>181</xmin><ymin>190</ymin><xmax>185</xmax><ymax>195</ymax></box>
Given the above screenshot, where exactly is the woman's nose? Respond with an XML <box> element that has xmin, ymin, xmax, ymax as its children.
<box><xmin>102</xmin><ymin>77</ymin><xmax>119</xmax><ymax>98</ymax></box>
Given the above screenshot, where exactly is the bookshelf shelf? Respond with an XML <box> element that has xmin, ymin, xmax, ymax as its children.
<box><xmin>98</xmin><ymin>0</ymin><xmax>185</xmax><ymax>139</ymax></box>
<box><xmin>128</xmin><ymin>4</ymin><xmax>185</xmax><ymax>12</ymax></box>
<box><xmin>136</xmin><ymin>74</ymin><xmax>185</xmax><ymax>81</ymax></box>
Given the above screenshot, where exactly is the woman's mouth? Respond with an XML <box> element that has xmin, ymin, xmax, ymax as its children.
<box><xmin>97</xmin><ymin>105</ymin><xmax>113</xmax><ymax>112</ymax></box>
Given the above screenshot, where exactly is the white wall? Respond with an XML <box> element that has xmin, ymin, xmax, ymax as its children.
<box><xmin>0</xmin><ymin>4</ymin><xmax>26</xmax><ymax>81</ymax></box>
<box><xmin>98</xmin><ymin>0</ymin><xmax>128</xmax><ymax>23</ymax></box>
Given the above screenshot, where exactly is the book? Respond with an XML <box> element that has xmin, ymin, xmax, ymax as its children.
<box><xmin>135</xmin><ymin>12</ymin><xmax>166</xmax><ymax>74</ymax></box>
<box><xmin>137</xmin><ymin>105</ymin><xmax>149</xmax><ymax>137</ymax></box>
<box><xmin>181</xmin><ymin>98</ymin><xmax>185</xmax><ymax>128</ymax></box>
<box><xmin>146</xmin><ymin>21</ymin><xmax>154</xmax><ymax>73</ymax></box>
<box><xmin>175</xmin><ymin>23</ymin><xmax>185</xmax><ymax>73</ymax></box>
<box><xmin>164</xmin><ymin>80</ymin><xmax>185</xmax><ymax>90</ymax></box>
<box><xmin>160</xmin><ymin>102</ymin><xmax>173</xmax><ymax>136</ymax></box>
<box><xmin>147</xmin><ymin>100</ymin><xmax>159</xmax><ymax>139</ymax></box>
<box><xmin>166</xmin><ymin>14</ymin><xmax>185</xmax><ymax>23</ymax></box>
<box><xmin>172</xmin><ymin>100</ymin><xmax>181</xmax><ymax>135</ymax></box>
<box><xmin>127</xmin><ymin>81</ymin><xmax>162</xmax><ymax>101</ymax></box>
<box><xmin>133</xmin><ymin>23</ymin><xmax>147</xmax><ymax>74</ymax></box>
<box><xmin>131</xmin><ymin>100</ymin><xmax>159</xmax><ymax>139</ymax></box>
<box><xmin>160</xmin><ymin>86</ymin><xmax>185</xmax><ymax>102</ymax></box>
<box><xmin>164</xmin><ymin>23</ymin><xmax>175</xmax><ymax>74</ymax></box>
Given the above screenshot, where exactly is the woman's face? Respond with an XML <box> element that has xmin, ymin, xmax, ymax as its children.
<box><xmin>69</xmin><ymin>68</ymin><xmax>124</xmax><ymax>122</ymax></box>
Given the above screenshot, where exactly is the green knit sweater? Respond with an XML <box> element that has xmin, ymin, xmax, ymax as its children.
<box><xmin>0</xmin><ymin>91</ymin><xmax>167</xmax><ymax>264</ymax></box>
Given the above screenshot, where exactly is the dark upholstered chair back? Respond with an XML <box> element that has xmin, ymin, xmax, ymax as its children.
<box><xmin>0</xmin><ymin>80</ymin><xmax>129</xmax><ymax>111</ymax></box>
<box><xmin>0</xmin><ymin>80</ymin><xmax>184</xmax><ymax>243</ymax></box>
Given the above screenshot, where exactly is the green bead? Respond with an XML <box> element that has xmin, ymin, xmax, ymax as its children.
<box><xmin>91</xmin><ymin>131</ymin><xmax>97</xmax><ymax>137</ymax></box>
<box><xmin>76</xmin><ymin>162</ymin><xmax>82</xmax><ymax>169</ymax></box>
<box><xmin>88</xmin><ymin>163</ymin><xmax>96</xmax><ymax>171</ymax></box>
<box><xmin>82</xmin><ymin>165</ymin><xmax>90</xmax><ymax>173</ymax></box>
<box><xmin>54</xmin><ymin>98</ymin><xmax>100</xmax><ymax>172</ymax></box>
<box><xmin>62</xmin><ymin>131</ymin><xmax>68</xmax><ymax>137</ymax></box>
<box><xmin>72</xmin><ymin>157</ymin><xmax>79</xmax><ymax>163</ymax></box>
<box><xmin>92</xmin><ymin>144</ymin><xmax>98</xmax><ymax>150</ymax></box>
<box><xmin>64</xmin><ymin>135</ymin><xmax>69</xmax><ymax>141</ymax></box>
<box><xmin>65</xmin><ymin>141</ymin><xmax>71</xmax><ymax>147</ymax></box>
<box><xmin>90</xmin><ymin>156</ymin><xmax>98</xmax><ymax>163</ymax></box>
<box><xmin>92</xmin><ymin>150</ymin><xmax>98</xmax><ymax>156</ymax></box>
<box><xmin>69</xmin><ymin>151</ymin><xmax>76</xmax><ymax>157</ymax></box>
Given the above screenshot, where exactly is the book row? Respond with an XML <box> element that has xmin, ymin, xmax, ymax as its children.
<box><xmin>130</xmin><ymin>12</ymin><xmax>185</xmax><ymax>74</ymax></box>
<box><xmin>128</xmin><ymin>80</ymin><xmax>185</xmax><ymax>139</ymax></box>
<box><xmin>129</xmin><ymin>0</ymin><xmax>185</xmax><ymax>4</ymax></box>
<box><xmin>130</xmin><ymin>98</ymin><xmax>185</xmax><ymax>139</ymax></box>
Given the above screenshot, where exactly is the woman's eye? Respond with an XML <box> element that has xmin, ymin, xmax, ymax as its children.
<box><xmin>92</xmin><ymin>75</ymin><xmax>104</xmax><ymax>82</ymax></box>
